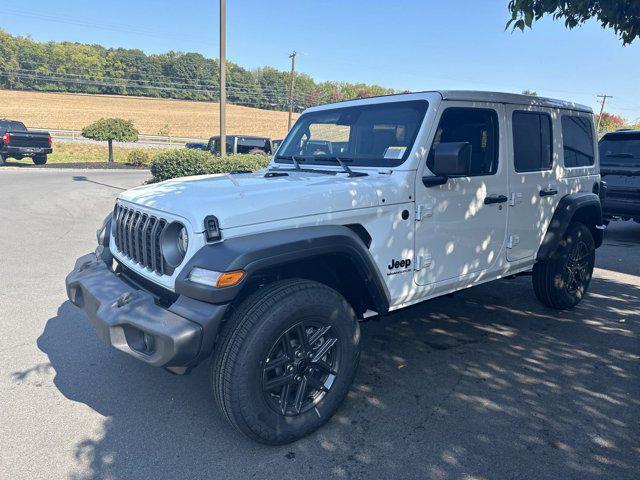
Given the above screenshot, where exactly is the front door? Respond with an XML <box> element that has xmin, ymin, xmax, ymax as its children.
<box><xmin>414</xmin><ymin>102</ymin><xmax>508</xmax><ymax>289</ymax></box>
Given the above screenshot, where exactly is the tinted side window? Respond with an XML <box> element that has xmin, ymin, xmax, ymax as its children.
<box><xmin>428</xmin><ymin>108</ymin><xmax>499</xmax><ymax>176</ymax></box>
<box><xmin>512</xmin><ymin>111</ymin><xmax>553</xmax><ymax>172</ymax></box>
<box><xmin>562</xmin><ymin>115</ymin><xmax>594</xmax><ymax>167</ymax></box>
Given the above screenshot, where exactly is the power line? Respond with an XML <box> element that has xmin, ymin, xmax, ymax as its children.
<box><xmin>0</xmin><ymin>69</ymin><xmax>302</xmax><ymax>101</ymax></box>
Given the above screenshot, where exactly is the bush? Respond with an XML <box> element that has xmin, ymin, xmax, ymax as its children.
<box><xmin>126</xmin><ymin>149</ymin><xmax>151</xmax><ymax>166</ymax></box>
<box><xmin>150</xmin><ymin>149</ymin><xmax>270</xmax><ymax>182</ymax></box>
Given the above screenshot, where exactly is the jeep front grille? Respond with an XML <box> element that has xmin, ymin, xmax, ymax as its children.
<box><xmin>113</xmin><ymin>204</ymin><xmax>167</xmax><ymax>275</ymax></box>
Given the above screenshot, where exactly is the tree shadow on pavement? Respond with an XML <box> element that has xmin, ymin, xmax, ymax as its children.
<box><xmin>17</xmin><ymin>272</ymin><xmax>640</xmax><ymax>480</ymax></box>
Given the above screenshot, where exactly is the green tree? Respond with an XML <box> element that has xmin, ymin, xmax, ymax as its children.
<box><xmin>0</xmin><ymin>28</ymin><xmax>396</xmax><ymax>111</ymax></box>
<box><xmin>522</xmin><ymin>90</ymin><xmax>538</xmax><ymax>96</ymax></box>
<box><xmin>82</xmin><ymin>118</ymin><xmax>139</xmax><ymax>162</ymax></box>
<box><xmin>596</xmin><ymin>111</ymin><xmax>626</xmax><ymax>135</ymax></box>
<box><xmin>507</xmin><ymin>1</ymin><xmax>640</xmax><ymax>45</ymax></box>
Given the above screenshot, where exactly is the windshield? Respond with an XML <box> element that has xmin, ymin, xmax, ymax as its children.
<box><xmin>276</xmin><ymin>100</ymin><xmax>428</xmax><ymax>167</ymax></box>
<box><xmin>599</xmin><ymin>133</ymin><xmax>640</xmax><ymax>166</ymax></box>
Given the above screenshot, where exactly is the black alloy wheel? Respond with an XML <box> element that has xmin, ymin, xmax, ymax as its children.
<box><xmin>563</xmin><ymin>237</ymin><xmax>592</xmax><ymax>295</ymax></box>
<box><xmin>210</xmin><ymin>279</ymin><xmax>361</xmax><ymax>444</ymax></box>
<box><xmin>532</xmin><ymin>222</ymin><xmax>595</xmax><ymax>309</ymax></box>
<box><xmin>262</xmin><ymin>321</ymin><xmax>339</xmax><ymax>416</ymax></box>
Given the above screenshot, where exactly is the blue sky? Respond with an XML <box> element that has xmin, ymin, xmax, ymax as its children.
<box><xmin>2</xmin><ymin>1</ymin><xmax>639</xmax><ymax>120</ymax></box>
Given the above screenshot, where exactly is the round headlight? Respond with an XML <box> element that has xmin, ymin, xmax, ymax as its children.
<box><xmin>177</xmin><ymin>226</ymin><xmax>188</xmax><ymax>255</ymax></box>
<box><xmin>160</xmin><ymin>222</ymin><xmax>189</xmax><ymax>269</ymax></box>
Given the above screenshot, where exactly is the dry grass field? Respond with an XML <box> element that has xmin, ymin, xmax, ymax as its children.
<box><xmin>0</xmin><ymin>89</ymin><xmax>298</xmax><ymax>139</ymax></box>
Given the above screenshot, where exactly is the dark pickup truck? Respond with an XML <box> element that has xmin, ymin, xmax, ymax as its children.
<box><xmin>599</xmin><ymin>129</ymin><xmax>640</xmax><ymax>224</ymax></box>
<box><xmin>0</xmin><ymin>119</ymin><xmax>52</xmax><ymax>165</ymax></box>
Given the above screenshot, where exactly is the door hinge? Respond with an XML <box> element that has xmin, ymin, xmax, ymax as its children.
<box><xmin>507</xmin><ymin>235</ymin><xmax>520</xmax><ymax>249</ymax></box>
<box><xmin>415</xmin><ymin>254</ymin><xmax>432</xmax><ymax>270</ymax></box>
<box><xmin>509</xmin><ymin>192</ymin><xmax>523</xmax><ymax>206</ymax></box>
<box><xmin>415</xmin><ymin>205</ymin><xmax>433</xmax><ymax>221</ymax></box>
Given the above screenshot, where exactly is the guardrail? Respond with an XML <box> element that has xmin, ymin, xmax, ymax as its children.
<box><xmin>31</xmin><ymin>128</ymin><xmax>209</xmax><ymax>146</ymax></box>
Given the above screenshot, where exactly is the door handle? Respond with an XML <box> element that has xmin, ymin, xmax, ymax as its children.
<box><xmin>539</xmin><ymin>188</ymin><xmax>558</xmax><ymax>197</ymax></box>
<box><xmin>484</xmin><ymin>194</ymin><xmax>508</xmax><ymax>205</ymax></box>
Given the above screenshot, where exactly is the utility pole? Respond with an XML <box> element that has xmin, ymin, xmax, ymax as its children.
<box><xmin>596</xmin><ymin>94</ymin><xmax>612</xmax><ymax>133</ymax></box>
<box><xmin>287</xmin><ymin>51</ymin><xmax>297</xmax><ymax>131</ymax></box>
<box><xmin>219</xmin><ymin>0</ymin><xmax>227</xmax><ymax>156</ymax></box>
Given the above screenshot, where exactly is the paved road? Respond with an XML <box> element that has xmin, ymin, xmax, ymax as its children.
<box><xmin>1</xmin><ymin>168</ymin><xmax>638</xmax><ymax>480</ymax></box>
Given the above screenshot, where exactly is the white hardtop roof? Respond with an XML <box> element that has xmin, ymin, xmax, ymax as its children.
<box><xmin>305</xmin><ymin>90</ymin><xmax>593</xmax><ymax>114</ymax></box>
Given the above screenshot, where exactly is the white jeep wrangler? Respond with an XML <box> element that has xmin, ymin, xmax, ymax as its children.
<box><xmin>66</xmin><ymin>91</ymin><xmax>604</xmax><ymax>444</ymax></box>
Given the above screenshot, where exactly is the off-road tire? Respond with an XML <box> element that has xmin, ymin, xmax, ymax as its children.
<box><xmin>32</xmin><ymin>155</ymin><xmax>47</xmax><ymax>165</ymax></box>
<box><xmin>532</xmin><ymin>222</ymin><xmax>595</xmax><ymax>310</ymax></box>
<box><xmin>210</xmin><ymin>279</ymin><xmax>361</xmax><ymax>444</ymax></box>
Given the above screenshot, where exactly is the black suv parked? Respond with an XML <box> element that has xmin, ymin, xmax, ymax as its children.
<box><xmin>599</xmin><ymin>130</ymin><xmax>640</xmax><ymax>223</ymax></box>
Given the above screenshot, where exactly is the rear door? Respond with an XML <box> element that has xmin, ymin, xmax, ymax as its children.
<box><xmin>505</xmin><ymin>107</ymin><xmax>560</xmax><ymax>261</ymax></box>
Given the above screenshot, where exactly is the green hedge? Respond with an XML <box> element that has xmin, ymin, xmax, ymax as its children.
<box><xmin>126</xmin><ymin>149</ymin><xmax>151</xmax><ymax>166</ymax></box>
<box><xmin>150</xmin><ymin>149</ymin><xmax>270</xmax><ymax>182</ymax></box>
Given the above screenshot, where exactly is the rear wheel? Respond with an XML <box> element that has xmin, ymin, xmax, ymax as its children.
<box><xmin>532</xmin><ymin>222</ymin><xmax>595</xmax><ymax>309</ymax></box>
<box><xmin>32</xmin><ymin>155</ymin><xmax>47</xmax><ymax>165</ymax></box>
<box><xmin>210</xmin><ymin>279</ymin><xmax>360</xmax><ymax>444</ymax></box>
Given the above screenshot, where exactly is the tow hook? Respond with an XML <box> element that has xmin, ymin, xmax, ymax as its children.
<box><xmin>115</xmin><ymin>292</ymin><xmax>135</xmax><ymax>308</ymax></box>
<box><xmin>78</xmin><ymin>260</ymin><xmax>95</xmax><ymax>272</ymax></box>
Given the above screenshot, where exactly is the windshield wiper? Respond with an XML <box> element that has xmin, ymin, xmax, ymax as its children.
<box><xmin>606</xmin><ymin>153</ymin><xmax>635</xmax><ymax>158</ymax></box>
<box><xmin>315</xmin><ymin>157</ymin><xmax>368</xmax><ymax>177</ymax></box>
<box><xmin>273</xmin><ymin>154</ymin><xmax>337</xmax><ymax>175</ymax></box>
<box><xmin>275</xmin><ymin>154</ymin><xmax>303</xmax><ymax>170</ymax></box>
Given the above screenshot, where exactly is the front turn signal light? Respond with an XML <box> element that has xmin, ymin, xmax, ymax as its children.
<box><xmin>188</xmin><ymin>267</ymin><xmax>245</xmax><ymax>288</ymax></box>
<box><xmin>216</xmin><ymin>270</ymin><xmax>245</xmax><ymax>287</ymax></box>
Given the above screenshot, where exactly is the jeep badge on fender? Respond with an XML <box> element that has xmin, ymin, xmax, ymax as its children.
<box><xmin>66</xmin><ymin>91</ymin><xmax>604</xmax><ymax>445</ymax></box>
<box><xmin>388</xmin><ymin>258</ymin><xmax>411</xmax><ymax>270</ymax></box>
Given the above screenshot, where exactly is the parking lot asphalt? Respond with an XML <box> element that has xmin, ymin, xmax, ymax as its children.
<box><xmin>0</xmin><ymin>167</ymin><xmax>638</xmax><ymax>480</ymax></box>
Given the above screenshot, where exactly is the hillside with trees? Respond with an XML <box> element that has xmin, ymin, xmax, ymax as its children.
<box><xmin>0</xmin><ymin>29</ymin><xmax>394</xmax><ymax>112</ymax></box>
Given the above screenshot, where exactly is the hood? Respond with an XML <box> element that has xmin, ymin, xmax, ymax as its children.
<box><xmin>118</xmin><ymin>170</ymin><xmax>382</xmax><ymax>231</ymax></box>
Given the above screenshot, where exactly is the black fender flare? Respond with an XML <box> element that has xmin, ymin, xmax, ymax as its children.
<box><xmin>537</xmin><ymin>192</ymin><xmax>603</xmax><ymax>260</ymax></box>
<box><xmin>175</xmin><ymin>225</ymin><xmax>391</xmax><ymax>314</ymax></box>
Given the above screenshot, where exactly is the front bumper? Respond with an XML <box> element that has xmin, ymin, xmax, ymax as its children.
<box><xmin>65</xmin><ymin>252</ymin><xmax>228</xmax><ymax>369</ymax></box>
<box><xmin>603</xmin><ymin>196</ymin><xmax>640</xmax><ymax>219</ymax></box>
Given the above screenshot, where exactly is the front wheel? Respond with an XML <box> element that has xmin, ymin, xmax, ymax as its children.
<box><xmin>210</xmin><ymin>279</ymin><xmax>360</xmax><ymax>444</ymax></box>
<box><xmin>32</xmin><ymin>155</ymin><xmax>47</xmax><ymax>165</ymax></box>
<box><xmin>532</xmin><ymin>222</ymin><xmax>596</xmax><ymax>309</ymax></box>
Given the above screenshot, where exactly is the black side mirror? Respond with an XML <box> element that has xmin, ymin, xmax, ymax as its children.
<box><xmin>422</xmin><ymin>142</ymin><xmax>472</xmax><ymax>188</ymax></box>
<box><xmin>433</xmin><ymin>142</ymin><xmax>472</xmax><ymax>176</ymax></box>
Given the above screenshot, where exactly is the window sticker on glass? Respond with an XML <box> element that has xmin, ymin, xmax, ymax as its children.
<box><xmin>383</xmin><ymin>146</ymin><xmax>407</xmax><ymax>160</ymax></box>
